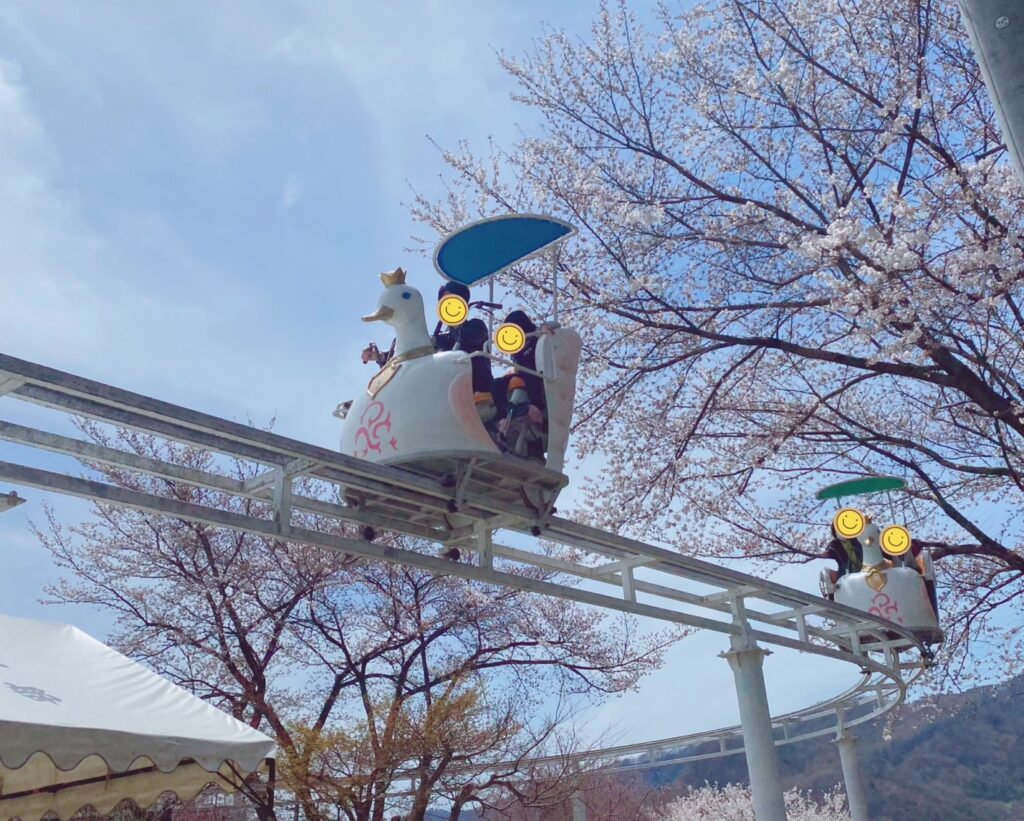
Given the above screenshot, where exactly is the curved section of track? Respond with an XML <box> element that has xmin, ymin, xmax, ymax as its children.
<box><xmin>494</xmin><ymin>516</ymin><xmax>929</xmax><ymax>775</ymax></box>
<box><xmin>0</xmin><ymin>352</ymin><xmax>931</xmax><ymax>783</ymax></box>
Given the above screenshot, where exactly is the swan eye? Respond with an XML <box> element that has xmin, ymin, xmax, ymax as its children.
<box><xmin>401</xmin><ymin>291</ymin><xmax>412</xmax><ymax>300</ymax></box>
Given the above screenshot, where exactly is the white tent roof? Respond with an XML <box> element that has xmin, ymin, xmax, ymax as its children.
<box><xmin>0</xmin><ymin>614</ymin><xmax>275</xmax><ymax>819</ymax></box>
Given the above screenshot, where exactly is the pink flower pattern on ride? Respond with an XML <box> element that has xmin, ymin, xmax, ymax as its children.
<box><xmin>869</xmin><ymin>592</ymin><xmax>902</xmax><ymax>625</ymax></box>
<box><xmin>353</xmin><ymin>401</ymin><xmax>398</xmax><ymax>458</ymax></box>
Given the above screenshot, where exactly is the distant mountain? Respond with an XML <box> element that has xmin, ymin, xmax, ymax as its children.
<box><xmin>643</xmin><ymin>675</ymin><xmax>1024</xmax><ymax>820</ymax></box>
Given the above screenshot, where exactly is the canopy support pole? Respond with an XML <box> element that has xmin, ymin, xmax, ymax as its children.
<box><xmin>550</xmin><ymin>247</ymin><xmax>559</xmax><ymax>322</ymax></box>
<box><xmin>489</xmin><ymin>279</ymin><xmax>495</xmax><ymax>336</ymax></box>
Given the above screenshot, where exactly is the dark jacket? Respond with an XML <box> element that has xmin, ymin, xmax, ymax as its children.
<box><xmin>456</xmin><ymin>318</ymin><xmax>493</xmax><ymax>394</ymax></box>
<box><xmin>827</xmin><ymin>537</ymin><xmax>863</xmax><ymax>575</ymax></box>
<box><xmin>433</xmin><ymin>281</ymin><xmax>473</xmax><ymax>352</ymax></box>
<box><xmin>505</xmin><ymin>310</ymin><xmax>546</xmax><ymax>410</ymax></box>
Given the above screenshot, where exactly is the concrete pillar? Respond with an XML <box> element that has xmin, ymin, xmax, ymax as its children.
<box><xmin>722</xmin><ymin>634</ymin><xmax>788</xmax><ymax>821</ymax></box>
<box><xmin>571</xmin><ymin>791</ymin><xmax>587</xmax><ymax>821</ymax></box>
<box><xmin>958</xmin><ymin>0</ymin><xmax>1024</xmax><ymax>185</ymax></box>
<box><xmin>835</xmin><ymin>733</ymin><xmax>869</xmax><ymax>821</ymax></box>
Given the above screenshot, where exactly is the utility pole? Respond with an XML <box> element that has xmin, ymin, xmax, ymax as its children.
<box><xmin>958</xmin><ymin>0</ymin><xmax>1024</xmax><ymax>185</ymax></box>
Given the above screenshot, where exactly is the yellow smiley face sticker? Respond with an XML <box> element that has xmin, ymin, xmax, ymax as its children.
<box><xmin>833</xmin><ymin>507</ymin><xmax>866</xmax><ymax>539</ymax></box>
<box><xmin>437</xmin><ymin>294</ymin><xmax>469</xmax><ymax>326</ymax></box>
<box><xmin>881</xmin><ymin>524</ymin><xmax>912</xmax><ymax>556</ymax></box>
<box><xmin>494</xmin><ymin>322</ymin><xmax>527</xmax><ymax>355</ymax></box>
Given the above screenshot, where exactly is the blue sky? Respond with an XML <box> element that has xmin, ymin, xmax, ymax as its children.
<box><xmin>0</xmin><ymin>1</ymin><xmax>859</xmax><ymax>755</ymax></box>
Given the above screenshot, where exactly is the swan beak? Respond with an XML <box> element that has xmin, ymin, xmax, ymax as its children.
<box><xmin>361</xmin><ymin>305</ymin><xmax>395</xmax><ymax>322</ymax></box>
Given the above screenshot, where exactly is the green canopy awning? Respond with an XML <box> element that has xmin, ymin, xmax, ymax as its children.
<box><xmin>816</xmin><ymin>476</ymin><xmax>906</xmax><ymax>501</ymax></box>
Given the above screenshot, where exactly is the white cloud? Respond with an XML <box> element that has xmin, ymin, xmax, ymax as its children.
<box><xmin>268</xmin><ymin>8</ymin><xmax>486</xmax><ymax>111</ymax></box>
<box><xmin>263</xmin><ymin>1</ymin><xmax>537</xmax><ymax>189</ymax></box>
<box><xmin>0</xmin><ymin>59</ymin><xmax>340</xmax><ymax>440</ymax></box>
<box><xmin>280</xmin><ymin>172</ymin><xmax>302</xmax><ymax>209</ymax></box>
<box><xmin>0</xmin><ymin>59</ymin><xmax>41</xmax><ymax>143</ymax></box>
<box><xmin>0</xmin><ymin>61</ymin><xmax>113</xmax><ymax>367</ymax></box>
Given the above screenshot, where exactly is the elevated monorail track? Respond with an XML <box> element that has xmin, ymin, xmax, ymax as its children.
<box><xmin>0</xmin><ymin>352</ymin><xmax>927</xmax><ymax>820</ymax></box>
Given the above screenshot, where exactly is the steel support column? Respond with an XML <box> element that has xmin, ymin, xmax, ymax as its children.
<box><xmin>958</xmin><ymin>0</ymin><xmax>1024</xmax><ymax>184</ymax></box>
<box><xmin>835</xmin><ymin>732</ymin><xmax>869</xmax><ymax>821</ymax></box>
<box><xmin>570</xmin><ymin>792</ymin><xmax>587</xmax><ymax>821</ymax></box>
<box><xmin>723</xmin><ymin>633</ymin><xmax>787</xmax><ymax>821</ymax></box>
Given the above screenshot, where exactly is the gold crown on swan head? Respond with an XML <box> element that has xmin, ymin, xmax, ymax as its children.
<box><xmin>380</xmin><ymin>267</ymin><xmax>407</xmax><ymax>286</ymax></box>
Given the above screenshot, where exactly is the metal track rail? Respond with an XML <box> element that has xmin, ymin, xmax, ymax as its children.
<box><xmin>0</xmin><ymin>352</ymin><xmax>927</xmax><ymax>790</ymax></box>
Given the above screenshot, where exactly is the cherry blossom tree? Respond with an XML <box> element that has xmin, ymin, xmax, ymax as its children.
<box><xmin>487</xmin><ymin>778</ymin><xmax>845</xmax><ymax>820</ymax></box>
<box><xmin>39</xmin><ymin>423</ymin><xmax>671</xmax><ymax>821</ymax></box>
<box><xmin>490</xmin><ymin>771</ymin><xmax>667</xmax><ymax>820</ymax></box>
<box><xmin>411</xmin><ymin>0</ymin><xmax>1024</xmax><ymax>686</ymax></box>
<box><xmin>654</xmin><ymin>783</ymin><xmax>848</xmax><ymax>821</ymax></box>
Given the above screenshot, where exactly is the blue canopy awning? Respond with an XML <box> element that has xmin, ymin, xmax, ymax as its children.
<box><xmin>433</xmin><ymin>214</ymin><xmax>576</xmax><ymax>287</ymax></box>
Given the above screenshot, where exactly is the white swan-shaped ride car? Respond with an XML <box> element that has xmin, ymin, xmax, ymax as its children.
<box><xmin>819</xmin><ymin>498</ymin><xmax>943</xmax><ymax>646</ymax></box>
<box><xmin>336</xmin><ymin>215</ymin><xmax>582</xmax><ymax>532</ymax></box>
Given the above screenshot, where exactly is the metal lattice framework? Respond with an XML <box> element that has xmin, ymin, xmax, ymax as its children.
<box><xmin>0</xmin><ymin>352</ymin><xmax>928</xmax><ymax>791</ymax></box>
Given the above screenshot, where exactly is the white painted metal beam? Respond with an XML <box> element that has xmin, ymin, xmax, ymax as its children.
<box><xmin>591</xmin><ymin>555</ymin><xmax>656</xmax><ymax>576</ymax></box>
<box><xmin>0</xmin><ymin>350</ymin><xmax>931</xmax><ymax>794</ymax></box>
<box><xmin>0</xmin><ymin>373</ymin><xmax>25</xmax><ymax>397</ymax></box>
<box><xmin>0</xmin><ymin>490</ymin><xmax>25</xmax><ymax>513</ymax></box>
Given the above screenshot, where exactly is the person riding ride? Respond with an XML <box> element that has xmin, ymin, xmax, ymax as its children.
<box><xmin>825</xmin><ymin>524</ymin><xmax>864</xmax><ymax>577</ymax></box>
